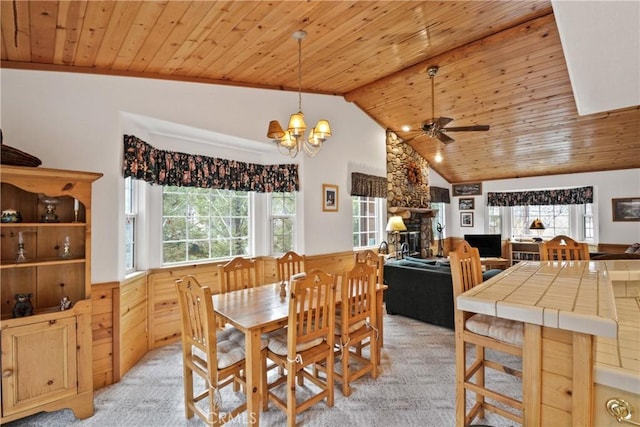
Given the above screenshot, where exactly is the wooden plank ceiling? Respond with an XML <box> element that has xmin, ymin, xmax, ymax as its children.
<box><xmin>2</xmin><ymin>1</ymin><xmax>638</xmax><ymax>183</ymax></box>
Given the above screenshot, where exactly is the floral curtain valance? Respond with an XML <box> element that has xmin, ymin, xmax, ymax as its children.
<box><xmin>350</xmin><ymin>172</ymin><xmax>387</xmax><ymax>198</ymax></box>
<box><xmin>487</xmin><ymin>186</ymin><xmax>593</xmax><ymax>206</ymax></box>
<box><xmin>122</xmin><ymin>135</ymin><xmax>299</xmax><ymax>192</ymax></box>
<box><xmin>430</xmin><ymin>186</ymin><xmax>450</xmax><ymax>204</ymax></box>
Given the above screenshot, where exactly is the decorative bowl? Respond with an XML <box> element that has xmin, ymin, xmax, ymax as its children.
<box><xmin>1</xmin><ymin>209</ymin><xmax>22</xmax><ymax>223</ymax></box>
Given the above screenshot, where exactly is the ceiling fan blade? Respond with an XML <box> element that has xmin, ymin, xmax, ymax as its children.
<box><xmin>437</xmin><ymin>132</ymin><xmax>455</xmax><ymax>144</ymax></box>
<box><xmin>443</xmin><ymin>125</ymin><xmax>490</xmax><ymax>132</ymax></box>
<box><xmin>435</xmin><ymin>117</ymin><xmax>454</xmax><ymax>128</ymax></box>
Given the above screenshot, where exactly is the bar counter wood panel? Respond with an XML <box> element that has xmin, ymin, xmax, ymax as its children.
<box><xmin>457</xmin><ymin>260</ymin><xmax>636</xmax><ymax>426</ymax></box>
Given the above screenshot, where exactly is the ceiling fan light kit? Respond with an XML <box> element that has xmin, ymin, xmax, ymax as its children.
<box><xmin>267</xmin><ymin>30</ymin><xmax>332</xmax><ymax>158</ymax></box>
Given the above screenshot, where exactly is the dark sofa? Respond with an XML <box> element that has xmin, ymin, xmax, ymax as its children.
<box><xmin>383</xmin><ymin>257</ymin><xmax>502</xmax><ymax>330</ymax></box>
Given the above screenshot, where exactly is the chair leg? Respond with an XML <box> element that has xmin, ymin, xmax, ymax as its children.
<box><xmin>455</xmin><ymin>335</ymin><xmax>466</xmax><ymax>426</ymax></box>
<box><xmin>327</xmin><ymin>349</ymin><xmax>334</xmax><ymax>407</ymax></box>
<box><xmin>286</xmin><ymin>362</ymin><xmax>297</xmax><ymax>427</ymax></box>
<box><xmin>341</xmin><ymin>345</ymin><xmax>351</xmax><ymax>397</ymax></box>
<box><xmin>476</xmin><ymin>344</ymin><xmax>485</xmax><ymax>419</ymax></box>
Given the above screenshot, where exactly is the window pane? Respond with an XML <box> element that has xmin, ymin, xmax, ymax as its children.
<box><xmin>271</xmin><ymin>193</ymin><xmax>296</xmax><ymax>255</ymax></box>
<box><xmin>352</xmin><ymin>196</ymin><xmax>380</xmax><ymax>249</ymax></box>
<box><xmin>162</xmin><ymin>187</ymin><xmax>249</xmax><ymax>264</ymax></box>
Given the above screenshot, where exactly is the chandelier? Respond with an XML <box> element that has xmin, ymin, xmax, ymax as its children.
<box><xmin>267</xmin><ymin>30</ymin><xmax>332</xmax><ymax>158</ymax></box>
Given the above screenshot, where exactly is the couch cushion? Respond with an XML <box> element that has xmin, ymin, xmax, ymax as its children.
<box><xmin>482</xmin><ymin>269</ymin><xmax>503</xmax><ymax>281</ymax></box>
<box><xmin>397</xmin><ymin>259</ymin><xmax>434</xmax><ymax>269</ymax></box>
<box><xmin>403</xmin><ymin>256</ymin><xmax>438</xmax><ymax>265</ymax></box>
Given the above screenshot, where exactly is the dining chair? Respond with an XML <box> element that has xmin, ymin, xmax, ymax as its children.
<box><xmin>218</xmin><ymin>256</ymin><xmax>258</xmax><ymax>293</ymax></box>
<box><xmin>353</xmin><ymin>249</ymin><xmax>386</xmax><ymax>360</ymax></box>
<box><xmin>264</xmin><ymin>269</ymin><xmax>337</xmax><ymax>427</ymax></box>
<box><xmin>175</xmin><ymin>275</ymin><xmax>262</xmax><ymax>426</ymax></box>
<box><xmin>449</xmin><ymin>241</ymin><xmax>524</xmax><ymax>426</ymax></box>
<box><xmin>354</xmin><ymin>249</ymin><xmax>384</xmax><ymax>286</ymax></box>
<box><xmin>539</xmin><ymin>235</ymin><xmax>590</xmax><ymax>261</ymax></box>
<box><xmin>276</xmin><ymin>251</ymin><xmax>306</xmax><ymax>286</ymax></box>
<box><xmin>334</xmin><ymin>262</ymin><xmax>379</xmax><ymax>396</ymax></box>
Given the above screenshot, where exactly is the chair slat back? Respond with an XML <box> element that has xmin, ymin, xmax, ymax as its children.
<box><xmin>219</xmin><ymin>256</ymin><xmax>258</xmax><ymax>292</ymax></box>
<box><xmin>540</xmin><ymin>235</ymin><xmax>590</xmax><ymax>261</ymax></box>
<box><xmin>449</xmin><ymin>241</ymin><xmax>484</xmax><ymax>298</ymax></box>
<box><xmin>288</xmin><ymin>269</ymin><xmax>336</xmax><ymax>356</ymax></box>
<box><xmin>342</xmin><ymin>262</ymin><xmax>376</xmax><ymax>328</ymax></box>
<box><xmin>354</xmin><ymin>249</ymin><xmax>384</xmax><ymax>285</ymax></box>
<box><xmin>175</xmin><ymin>275</ymin><xmax>217</xmax><ymax>364</ymax></box>
<box><xmin>276</xmin><ymin>251</ymin><xmax>306</xmax><ymax>284</ymax></box>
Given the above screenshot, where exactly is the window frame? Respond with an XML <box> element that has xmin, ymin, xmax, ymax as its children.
<box><xmin>352</xmin><ymin>195</ymin><xmax>385</xmax><ymax>249</ymax></box>
<box><xmin>161</xmin><ymin>186</ymin><xmax>252</xmax><ymax>265</ymax></box>
<box><xmin>124</xmin><ymin>177</ymin><xmax>137</xmax><ymax>274</ymax></box>
<box><xmin>269</xmin><ymin>192</ymin><xmax>297</xmax><ymax>256</ymax></box>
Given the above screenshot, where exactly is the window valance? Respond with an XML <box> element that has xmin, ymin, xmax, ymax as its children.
<box><xmin>350</xmin><ymin>172</ymin><xmax>387</xmax><ymax>198</ymax></box>
<box><xmin>487</xmin><ymin>186</ymin><xmax>593</xmax><ymax>206</ymax></box>
<box><xmin>430</xmin><ymin>186</ymin><xmax>450</xmax><ymax>204</ymax></box>
<box><xmin>122</xmin><ymin>135</ymin><xmax>299</xmax><ymax>192</ymax></box>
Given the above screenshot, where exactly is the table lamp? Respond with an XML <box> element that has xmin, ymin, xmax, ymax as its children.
<box><xmin>386</xmin><ymin>216</ymin><xmax>407</xmax><ymax>259</ymax></box>
<box><xmin>529</xmin><ymin>218</ymin><xmax>545</xmax><ymax>242</ymax></box>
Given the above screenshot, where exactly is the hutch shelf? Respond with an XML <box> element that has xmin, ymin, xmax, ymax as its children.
<box><xmin>0</xmin><ymin>165</ymin><xmax>101</xmax><ymax>423</ymax></box>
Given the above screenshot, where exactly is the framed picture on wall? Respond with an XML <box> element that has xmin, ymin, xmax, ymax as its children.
<box><xmin>322</xmin><ymin>184</ymin><xmax>339</xmax><ymax>212</ymax></box>
<box><xmin>612</xmin><ymin>197</ymin><xmax>640</xmax><ymax>221</ymax></box>
<box><xmin>460</xmin><ymin>212</ymin><xmax>474</xmax><ymax>227</ymax></box>
<box><xmin>452</xmin><ymin>182</ymin><xmax>482</xmax><ymax>197</ymax></box>
<box><xmin>459</xmin><ymin>198</ymin><xmax>474</xmax><ymax>210</ymax></box>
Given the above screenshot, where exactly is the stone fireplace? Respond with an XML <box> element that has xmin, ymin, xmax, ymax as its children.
<box><xmin>386</xmin><ymin>131</ymin><xmax>436</xmax><ymax>258</ymax></box>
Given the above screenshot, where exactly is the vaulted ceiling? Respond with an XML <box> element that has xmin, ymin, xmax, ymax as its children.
<box><xmin>2</xmin><ymin>1</ymin><xmax>639</xmax><ymax>183</ymax></box>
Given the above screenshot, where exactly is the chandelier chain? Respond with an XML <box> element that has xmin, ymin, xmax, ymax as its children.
<box><xmin>297</xmin><ymin>35</ymin><xmax>302</xmax><ymax>112</ymax></box>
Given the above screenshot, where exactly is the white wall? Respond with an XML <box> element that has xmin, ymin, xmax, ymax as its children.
<box><xmin>1</xmin><ymin>69</ymin><xmax>386</xmax><ymax>283</ymax></box>
<box><xmin>446</xmin><ymin>169</ymin><xmax>640</xmax><ymax>245</ymax></box>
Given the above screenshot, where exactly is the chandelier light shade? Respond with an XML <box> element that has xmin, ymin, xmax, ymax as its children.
<box><xmin>267</xmin><ymin>30</ymin><xmax>332</xmax><ymax>158</ymax></box>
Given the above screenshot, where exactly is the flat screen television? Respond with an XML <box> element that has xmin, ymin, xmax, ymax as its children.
<box><xmin>463</xmin><ymin>234</ymin><xmax>503</xmax><ymax>258</ymax></box>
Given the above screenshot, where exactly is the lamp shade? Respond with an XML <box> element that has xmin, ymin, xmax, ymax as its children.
<box><xmin>267</xmin><ymin>120</ymin><xmax>285</xmax><ymax>139</ymax></box>
<box><xmin>287</xmin><ymin>112</ymin><xmax>306</xmax><ymax>137</ymax></box>
<box><xmin>386</xmin><ymin>216</ymin><xmax>407</xmax><ymax>232</ymax></box>
<box><xmin>529</xmin><ymin>218</ymin><xmax>546</xmax><ymax>230</ymax></box>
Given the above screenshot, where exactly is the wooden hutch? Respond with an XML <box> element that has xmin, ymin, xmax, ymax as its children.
<box><xmin>0</xmin><ymin>165</ymin><xmax>101</xmax><ymax>423</ymax></box>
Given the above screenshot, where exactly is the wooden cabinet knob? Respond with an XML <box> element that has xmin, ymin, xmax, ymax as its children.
<box><xmin>2</xmin><ymin>369</ymin><xmax>13</xmax><ymax>378</ymax></box>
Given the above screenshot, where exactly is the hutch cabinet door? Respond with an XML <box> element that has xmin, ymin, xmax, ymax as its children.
<box><xmin>1</xmin><ymin>316</ymin><xmax>77</xmax><ymax>416</ymax></box>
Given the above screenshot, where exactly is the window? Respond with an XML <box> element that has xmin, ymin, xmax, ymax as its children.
<box><xmin>124</xmin><ymin>177</ymin><xmax>137</xmax><ymax>273</ymax></box>
<box><xmin>584</xmin><ymin>204</ymin><xmax>594</xmax><ymax>241</ymax></box>
<box><xmin>352</xmin><ymin>196</ymin><xmax>382</xmax><ymax>248</ymax></box>
<box><xmin>270</xmin><ymin>192</ymin><xmax>296</xmax><ymax>255</ymax></box>
<box><xmin>431</xmin><ymin>202</ymin><xmax>446</xmax><ymax>238</ymax></box>
<box><xmin>162</xmin><ymin>187</ymin><xmax>250</xmax><ymax>264</ymax></box>
<box><xmin>487</xmin><ymin>206</ymin><xmax>501</xmax><ymax>235</ymax></box>
<box><xmin>512</xmin><ymin>205</ymin><xmax>569</xmax><ymax>239</ymax></box>
<box><xmin>502</xmin><ymin>203</ymin><xmax>594</xmax><ymax>242</ymax></box>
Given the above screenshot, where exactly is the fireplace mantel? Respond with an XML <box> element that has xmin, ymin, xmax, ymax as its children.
<box><xmin>389</xmin><ymin>206</ymin><xmax>437</xmax><ymax>219</ymax></box>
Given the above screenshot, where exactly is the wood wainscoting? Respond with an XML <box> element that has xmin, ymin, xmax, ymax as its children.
<box><xmin>91</xmin><ymin>251</ymin><xmax>357</xmax><ymax>389</ymax></box>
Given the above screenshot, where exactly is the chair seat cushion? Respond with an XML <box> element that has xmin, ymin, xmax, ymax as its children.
<box><xmin>266</xmin><ymin>328</ymin><xmax>324</xmax><ymax>356</ymax></box>
<box><xmin>335</xmin><ymin>317</ymin><xmax>367</xmax><ymax>335</ymax></box>
<box><xmin>465</xmin><ymin>314</ymin><xmax>523</xmax><ymax>346</ymax></box>
<box><xmin>216</xmin><ymin>326</ymin><xmax>267</xmax><ymax>369</ymax></box>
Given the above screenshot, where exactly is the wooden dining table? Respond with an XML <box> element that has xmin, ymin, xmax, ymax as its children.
<box><xmin>212</xmin><ymin>280</ymin><xmax>387</xmax><ymax>426</ymax></box>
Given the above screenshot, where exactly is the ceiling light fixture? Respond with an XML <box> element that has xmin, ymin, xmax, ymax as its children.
<box><xmin>267</xmin><ymin>30</ymin><xmax>331</xmax><ymax>158</ymax></box>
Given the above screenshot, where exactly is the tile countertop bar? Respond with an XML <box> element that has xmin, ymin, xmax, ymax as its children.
<box><xmin>457</xmin><ymin>259</ymin><xmax>640</xmax><ymax>394</ymax></box>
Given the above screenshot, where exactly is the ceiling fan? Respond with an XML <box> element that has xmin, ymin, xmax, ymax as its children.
<box><xmin>405</xmin><ymin>65</ymin><xmax>490</xmax><ymax>144</ymax></box>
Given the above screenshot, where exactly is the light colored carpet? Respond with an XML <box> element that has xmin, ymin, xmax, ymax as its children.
<box><xmin>6</xmin><ymin>314</ymin><xmax>520</xmax><ymax>426</ymax></box>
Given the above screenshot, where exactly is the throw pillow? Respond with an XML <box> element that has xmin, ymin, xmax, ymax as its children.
<box><xmin>625</xmin><ymin>243</ymin><xmax>640</xmax><ymax>254</ymax></box>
